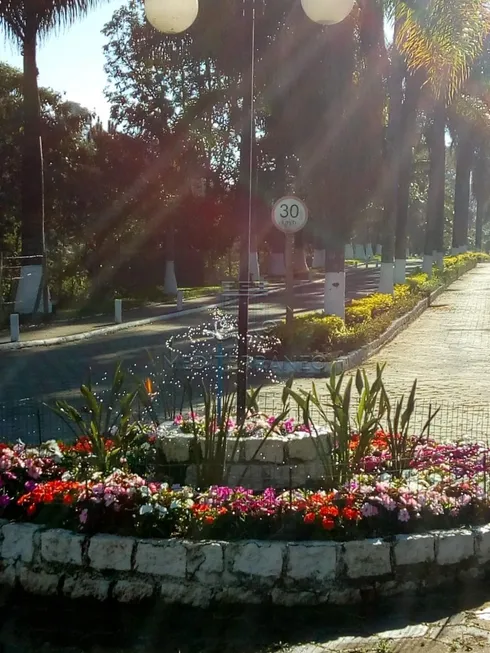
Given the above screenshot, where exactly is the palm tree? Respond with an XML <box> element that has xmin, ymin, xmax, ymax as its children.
<box><xmin>0</xmin><ymin>0</ymin><xmax>108</xmax><ymax>314</ymax></box>
<box><xmin>379</xmin><ymin>0</ymin><xmax>488</xmax><ymax>290</ymax></box>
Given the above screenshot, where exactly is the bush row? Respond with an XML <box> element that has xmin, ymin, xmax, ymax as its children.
<box><xmin>270</xmin><ymin>252</ymin><xmax>488</xmax><ymax>358</ymax></box>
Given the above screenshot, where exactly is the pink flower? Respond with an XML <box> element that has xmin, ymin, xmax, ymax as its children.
<box><xmin>79</xmin><ymin>509</ymin><xmax>88</xmax><ymax>524</ymax></box>
<box><xmin>398</xmin><ymin>508</ymin><xmax>410</xmax><ymax>522</ymax></box>
<box><xmin>361</xmin><ymin>503</ymin><xmax>379</xmax><ymax>518</ymax></box>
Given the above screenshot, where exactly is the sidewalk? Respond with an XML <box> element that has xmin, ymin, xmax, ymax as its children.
<box><xmin>266</xmin><ymin>263</ymin><xmax>490</xmax><ymax>439</ymax></box>
<box><xmin>0</xmin><ymin>294</ymin><xmax>218</xmax><ymax>346</ymax></box>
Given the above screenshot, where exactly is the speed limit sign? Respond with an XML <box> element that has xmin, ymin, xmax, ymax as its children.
<box><xmin>272</xmin><ymin>196</ymin><xmax>309</xmax><ymax>233</ymax></box>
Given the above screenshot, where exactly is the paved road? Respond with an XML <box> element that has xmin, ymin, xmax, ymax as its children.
<box><xmin>0</xmin><ymin>265</ymin><xmax>397</xmax><ymax>405</ymax></box>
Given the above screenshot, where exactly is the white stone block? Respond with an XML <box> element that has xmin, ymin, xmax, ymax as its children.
<box><xmin>475</xmin><ymin>525</ymin><xmax>490</xmax><ymax>563</ymax></box>
<box><xmin>158</xmin><ymin>434</ymin><xmax>192</xmax><ymax>463</ymax></box>
<box><xmin>329</xmin><ymin>588</ymin><xmax>360</xmax><ymax>605</ymax></box>
<box><xmin>437</xmin><ymin>529</ymin><xmax>475</xmax><ymax>565</ymax></box>
<box><xmin>287</xmin><ymin>543</ymin><xmax>337</xmax><ymax>585</ymax></box>
<box><xmin>343</xmin><ymin>539</ymin><xmax>392</xmax><ymax>579</ymax></box>
<box><xmin>186</xmin><ymin>542</ymin><xmax>224</xmax><ymax>584</ymax></box>
<box><xmin>41</xmin><ymin>529</ymin><xmax>84</xmax><ymax>566</ymax></box>
<box><xmin>135</xmin><ymin>540</ymin><xmax>186</xmax><ymax>578</ymax></box>
<box><xmin>271</xmin><ymin>589</ymin><xmax>319</xmax><ymax>606</ymax></box>
<box><xmin>88</xmin><ymin>534</ymin><xmax>134</xmax><ymax>572</ymax></box>
<box><xmin>243</xmin><ymin>437</ymin><xmax>285</xmax><ymax>464</ymax></box>
<box><xmin>395</xmin><ymin>534</ymin><xmax>435</xmax><ymax>566</ymax></box>
<box><xmin>1</xmin><ymin>523</ymin><xmax>40</xmax><ymax>563</ymax></box>
<box><xmin>113</xmin><ymin>580</ymin><xmax>155</xmax><ymax>602</ymax></box>
<box><xmin>287</xmin><ymin>434</ymin><xmax>317</xmax><ymax>461</ymax></box>
<box><xmin>0</xmin><ymin>564</ymin><xmax>17</xmax><ymax>587</ymax></box>
<box><xmin>217</xmin><ymin>587</ymin><xmax>263</xmax><ymax>604</ymax></box>
<box><xmin>19</xmin><ymin>567</ymin><xmax>59</xmax><ymax>595</ymax></box>
<box><xmin>229</xmin><ymin>542</ymin><xmax>284</xmax><ymax>580</ymax></box>
<box><xmin>161</xmin><ymin>581</ymin><xmax>212</xmax><ymax>607</ymax></box>
<box><xmin>63</xmin><ymin>574</ymin><xmax>110</xmax><ymax>600</ymax></box>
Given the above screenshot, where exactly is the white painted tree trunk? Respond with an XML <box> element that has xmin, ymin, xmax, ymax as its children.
<box><xmin>294</xmin><ymin>245</ymin><xmax>309</xmax><ymax>275</ymax></box>
<box><xmin>375</xmin><ymin>244</ymin><xmax>382</xmax><ymax>256</ymax></box>
<box><xmin>269</xmin><ymin>252</ymin><xmax>286</xmax><ymax>277</ymax></box>
<box><xmin>344</xmin><ymin>244</ymin><xmax>354</xmax><ymax>259</ymax></box>
<box><xmin>378</xmin><ymin>262</ymin><xmax>394</xmax><ymax>294</ymax></box>
<box><xmin>394</xmin><ymin>259</ymin><xmax>406</xmax><ymax>285</ymax></box>
<box><xmin>163</xmin><ymin>260</ymin><xmax>178</xmax><ymax>295</ymax></box>
<box><xmin>422</xmin><ymin>254</ymin><xmax>433</xmax><ymax>276</ymax></box>
<box><xmin>249</xmin><ymin>251</ymin><xmax>260</xmax><ymax>282</ymax></box>
<box><xmin>324</xmin><ymin>271</ymin><xmax>345</xmax><ymax>319</ymax></box>
<box><xmin>354</xmin><ymin>244</ymin><xmax>366</xmax><ymax>260</ymax></box>
<box><xmin>14</xmin><ymin>265</ymin><xmax>51</xmax><ymax>314</ymax></box>
<box><xmin>433</xmin><ymin>251</ymin><xmax>444</xmax><ymax>270</ymax></box>
<box><xmin>365</xmin><ymin>244</ymin><xmax>374</xmax><ymax>259</ymax></box>
<box><xmin>312</xmin><ymin>249</ymin><xmax>325</xmax><ymax>268</ymax></box>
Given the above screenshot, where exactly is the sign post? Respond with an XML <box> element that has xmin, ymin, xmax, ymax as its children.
<box><xmin>271</xmin><ymin>196</ymin><xmax>309</xmax><ymax>331</ymax></box>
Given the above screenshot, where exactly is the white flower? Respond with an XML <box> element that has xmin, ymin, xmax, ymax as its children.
<box><xmin>61</xmin><ymin>471</ymin><xmax>73</xmax><ymax>482</ymax></box>
<box><xmin>139</xmin><ymin>504</ymin><xmax>153</xmax><ymax>515</ymax></box>
<box><xmin>155</xmin><ymin>504</ymin><xmax>168</xmax><ymax>515</ymax></box>
<box><xmin>139</xmin><ymin>486</ymin><xmax>150</xmax><ymax>497</ymax></box>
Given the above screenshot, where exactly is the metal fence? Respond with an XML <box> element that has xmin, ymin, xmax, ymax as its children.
<box><xmin>1</xmin><ymin>392</ymin><xmax>490</xmax><ymax>446</ymax></box>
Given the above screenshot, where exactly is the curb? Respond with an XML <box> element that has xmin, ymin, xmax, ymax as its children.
<box><xmin>254</xmin><ymin>260</ymin><xmax>476</xmax><ymax>377</ymax></box>
<box><xmin>0</xmin><ymin>276</ymin><xmax>322</xmax><ymax>352</ymax></box>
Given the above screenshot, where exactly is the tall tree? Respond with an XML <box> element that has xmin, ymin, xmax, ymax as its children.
<box><xmin>0</xmin><ymin>0</ymin><xmax>109</xmax><ymax>313</ymax></box>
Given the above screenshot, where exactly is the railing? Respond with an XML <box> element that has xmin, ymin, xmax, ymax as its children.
<box><xmin>0</xmin><ymin>394</ymin><xmax>489</xmax><ymax>446</ymax></box>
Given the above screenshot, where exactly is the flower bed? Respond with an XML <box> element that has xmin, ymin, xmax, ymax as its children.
<box><xmin>1</xmin><ymin>429</ymin><xmax>490</xmax><ymax>542</ymax></box>
<box><xmin>264</xmin><ymin>253</ymin><xmax>488</xmax><ymax>360</ymax></box>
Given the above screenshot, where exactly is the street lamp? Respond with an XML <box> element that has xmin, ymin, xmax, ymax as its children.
<box><xmin>144</xmin><ymin>0</ymin><xmax>355</xmax><ymax>418</ymax></box>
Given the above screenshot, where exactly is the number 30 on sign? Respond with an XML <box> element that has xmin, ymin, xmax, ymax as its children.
<box><xmin>271</xmin><ymin>196</ymin><xmax>309</xmax><ymax>234</ymax></box>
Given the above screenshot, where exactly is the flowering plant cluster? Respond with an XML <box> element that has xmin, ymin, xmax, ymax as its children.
<box><xmin>169</xmin><ymin>413</ymin><xmax>309</xmax><ymax>438</ymax></box>
<box><xmin>12</xmin><ymin>470</ymin><xmax>490</xmax><ymax>541</ymax></box>
<box><xmin>2</xmin><ymin>413</ymin><xmax>490</xmax><ymax>541</ymax></box>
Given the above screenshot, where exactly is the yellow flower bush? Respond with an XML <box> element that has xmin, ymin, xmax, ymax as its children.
<box><xmin>270</xmin><ymin>253</ymin><xmax>485</xmax><ymax>358</ymax></box>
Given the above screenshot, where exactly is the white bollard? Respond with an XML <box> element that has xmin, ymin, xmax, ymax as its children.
<box><xmin>177</xmin><ymin>290</ymin><xmax>183</xmax><ymax>311</ymax></box>
<box><xmin>10</xmin><ymin>313</ymin><xmax>19</xmax><ymax>342</ymax></box>
<box><xmin>114</xmin><ymin>299</ymin><xmax>122</xmax><ymax>324</ymax></box>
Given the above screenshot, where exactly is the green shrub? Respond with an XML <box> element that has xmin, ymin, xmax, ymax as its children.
<box><xmin>270</xmin><ymin>251</ymin><xmax>485</xmax><ymax>360</ymax></box>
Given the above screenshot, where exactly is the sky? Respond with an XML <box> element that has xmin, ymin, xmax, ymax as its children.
<box><xmin>0</xmin><ymin>0</ymin><xmax>125</xmax><ymax>124</ymax></box>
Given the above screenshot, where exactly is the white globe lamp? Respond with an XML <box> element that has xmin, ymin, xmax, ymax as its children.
<box><xmin>144</xmin><ymin>0</ymin><xmax>199</xmax><ymax>34</ymax></box>
<box><xmin>301</xmin><ymin>0</ymin><xmax>355</xmax><ymax>25</ymax></box>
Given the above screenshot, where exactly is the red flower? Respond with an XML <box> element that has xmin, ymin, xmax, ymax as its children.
<box><xmin>319</xmin><ymin>505</ymin><xmax>339</xmax><ymax>518</ymax></box>
<box><xmin>27</xmin><ymin>504</ymin><xmax>36</xmax><ymax>517</ymax></box>
<box><xmin>304</xmin><ymin>512</ymin><xmax>316</xmax><ymax>524</ymax></box>
<box><xmin>204</xmin><ymin>515</ymin><xmax>215</xmax><ymax>525</ymax></box>
<box><xmin>322</xmin><ymin>517</ymin><xmax>335</xmax><ymax>531</ymax></box>
<box><xmin>342</xmin><ymin>507</ymin><xmax>360</xmax><ymax>521</ymax></box>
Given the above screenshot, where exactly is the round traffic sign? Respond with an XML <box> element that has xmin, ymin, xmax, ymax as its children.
<box><xmin>272</xmin><ymin>196</ymin><xmax>308</xmax><ymax>233</ymax></box>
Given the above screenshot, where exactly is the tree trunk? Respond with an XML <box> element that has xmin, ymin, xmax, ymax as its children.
<box><xmin>452</xmin><ymin>127</ymin><xmax>474</xmax><ymax>254</ymax></box>
<box><xmin>473</xmin><ymin>148</ymin><xmax>489</xmax><ymax>252</ymax></box>
<box><xmin>163</xmin><ymin>227</ymin><xmax>178</xmax><ymax>295</ymax></box>
<box><xmin>425</xmin><ymin>101</ymin><xmax>446</xmax><ymax>274</ymax></box>
<box><xmin>379</xmin><ymin>44</ymin><xmax>404</xmax><ymax>294</ymax></box>
<box><xmin>15</xmin><ymin>19</ymin><xmax>47</xmax><ymax>315</ymax></box>
<box><xmin>324</xmin><ymin>244</ymin><xmax>345</xmax><ymax>319</ymax></box>
<box><xmin>293</xmin><ymin>229</ymin><xmax>309</xmax><ymax>276</ymax></box>
<box><xmin>394</xmin><ymin>72</ymin><xmax>420</xmax><ymax>284</ymax></box>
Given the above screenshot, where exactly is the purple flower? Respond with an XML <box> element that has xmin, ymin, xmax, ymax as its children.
<box><xmin>0</xmin><ymin>495</ymin><xmax>10</xmax><ymax>508</ymax></box>
<box><xmin>24</xmin><ymin>480</ymin><xmax>37</xmax><ymax>492</ymax></box>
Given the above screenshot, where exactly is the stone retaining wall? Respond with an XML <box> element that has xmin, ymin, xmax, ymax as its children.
<box><xmin>2</xmin><ymin>521</ymin><xmax>490</xmax><ymax>606</ymax></box>
<box><xmin>157</xmin><ymin>427</ymin><xmax>328</xmax><ymax>489</ymax></box>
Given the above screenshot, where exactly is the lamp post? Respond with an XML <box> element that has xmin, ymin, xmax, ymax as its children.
<box><xmin>144</xmin><ymin>0</ymin><xmax>355</xmax><ymax>418</ymax></box>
